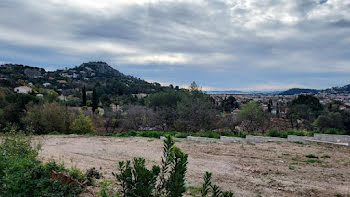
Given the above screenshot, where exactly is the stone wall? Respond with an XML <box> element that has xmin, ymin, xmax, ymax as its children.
<box><xmin>186</xmin><ymin>136</ymin><xmax>218</xmax><ymax>143</ymax></box>
<box><xmin>245</xmin><ymin>135</ymin><xmax>287</xmax><ymax>142</ymax></box>
<box><xmin>287</xmin><ymin>135</ymin><xmax>314</xmax><ymax>142</ymax></box>
<box><xmin>313</xmin><ymin>134</ymin><xmax>350</xmax><ymax>144</ymax></box>
<box><xmin>172</xmin><ymin>133</ymin><xmax>349</xmax><ymax>146</ymax></box>
<box><xmin>220</xmin><ymin>136</ymin><xmax>246</xmax><ymax>142</ymax></box>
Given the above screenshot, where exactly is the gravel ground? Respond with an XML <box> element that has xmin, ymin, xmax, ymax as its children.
<box><xmin>37</xmin><ymin>135</ymin><xmax>350</xmax><ymax>197</ymax></box>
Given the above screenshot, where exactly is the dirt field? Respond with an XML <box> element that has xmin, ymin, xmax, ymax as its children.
<box><xmin>37</xmin><ymin>135</ymin><xmax>350</xmax><ymax>197</ymax></box>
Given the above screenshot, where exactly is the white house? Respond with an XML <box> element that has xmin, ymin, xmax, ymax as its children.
<box><xmin>14</xmin><ymin>86</ymin><xmax>32</xmax><ymax>94</ymax></box>
<box><xmin>43</xmin><ymin>82</ymin><xmax>51</xmax><ymax>87</ymax></box>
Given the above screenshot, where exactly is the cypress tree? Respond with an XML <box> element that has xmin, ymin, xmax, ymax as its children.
<box><xmin>82</xmin><ymin>86</ymin><xmax>87</xmax><ymax>106</ymax></box>
<box><xmin>92</xmin><ymin>88</ymin><xmax>98</xmax><ymax>113</ymax></box>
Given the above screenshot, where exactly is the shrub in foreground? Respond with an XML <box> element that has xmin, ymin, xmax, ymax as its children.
<box><xmin>105</xmin><ymin>135</ymin><xmax>233</xmax><ymax>197</ymax></box>
<box><xmin>201</xmin><ymin>172</ymin><xmax>234</xmax><ymax>197</ymax></box>
<box><xmin>0</xmin><ymin>132</ymin><xmax>83</xmax><ymax>196</ymax></box>
<box><xmin>112</xmin><ymin>135</ymin><xmax>188</xmax><ymax>197</ymax></box>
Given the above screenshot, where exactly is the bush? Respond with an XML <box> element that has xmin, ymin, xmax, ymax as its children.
<box><xmin>110</xmin><ymin>136</ymin><xmax>188</xmax><ymax>197</ymax></box>
<box><xmin>200</xmin><ymin>172</ymin><xmax>234</xmax><ymax>197</ymax></box>
<box><xmin>305</xmin><ymin>154</ymin><xmax>318</xmax><ymax>159</ymax></box>
<box><xmin>264</xmin><ymin>129</ymin><xmax>310</xmax><ymax>138</ymax></box>
<box><xmin>70</xmin><ymin>113</ymin><xmax>95</xmax><ymax>134</ymax></box>
<box><xmin>137</xmin><ymin>130</ymin><xmax>164</xmax><ymax>138</ymax></box>
<box><xmin>22</xmin><ymin>102</ymin><xmax>74</xmax><ymax>134</ymax></box>
<box><xmin>195</xmin><ymin>131</ymin><xmax>221</xmax><ymax>139</ymax></box>
<box><xmin>0</xmin><ymin>132</ymin><xmax>83</xmax><ymax>196</ymax></box>
<box><xmin>322</xmin><ymin>128</ymin><xmax>346</xmax><ymax>135</ymax></box>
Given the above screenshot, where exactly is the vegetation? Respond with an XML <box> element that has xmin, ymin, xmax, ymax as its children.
<box><xmin>101</xmin><ymin>135</ymin><xmax>232</xmax><ymax>197</ymax></box>
<box><xmin>200</xmin><ymin>172</ymin><xmax>234</xmax><ymax>197</ymax></box>
<box><xmin>0</xmin><ymin>62</ymin><xmax>349</xmax><ymax>137</ymax></box>
<box><xmin>70</xmin><ymin>112</ymin><xmax>95</xmax><ymax>134</ymax></box>
<box><xmin>1</xmin><ymin>132</ymin><xmax>232</xmax><ymax>197</ymax></box>
<box><xmin>0</xmin><ymin>132</ymin><xmax>85</xmax><ymax>196</ymax></box>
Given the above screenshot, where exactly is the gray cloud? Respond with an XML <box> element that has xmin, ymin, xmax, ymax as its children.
<box><xmin>0</xmin><ymin>0</ymin><xmax>349</xmax><ymax>90</ymax></box>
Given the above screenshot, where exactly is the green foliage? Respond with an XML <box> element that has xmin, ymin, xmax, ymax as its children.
<box><xmin>200</xmin><ymin>171</ymin><xmax>234</xmax><ymax>197</ymax></box>
<box><xmin>165</xmin><ymin>145</ymin><xmax>188</xmax><ymax>196</ymax></box>
<box><xmin>239</xmin><ymin>101</ymin><xmax>269</xmax><ymax>133</ymax></box>
<box><xmin>92</xmin><ymin>88</ymin><xmax>99</xmax><ymax>113</ymax></box>
<box><xmin>22</xmin><ymin>102</ymin><xmax>74</xmax><ymax>134</ymax></box>
<box><xmin>315</xmin><ymin>112</ymin><xmax>345</xmax><ymax>131</ymax></box>
<box><xmin>114</xmin><ymin>158</ymin><xmax>160</xmax><ymax>197</ymax></box>
<box><xmin>45</xmin><ymin>89</ymin><xmax>59</xmax><ymax>102</ymax></box>
<box><xmin>288</xmin><ymin>95</ymin><xmax>323</xmax><ymax>129</ymax></box>
<box><xmin>322</xmin><ymin>128</ymin><xmax>346</xmax><ymax>135</ymax></box>
<box><xmin>201</xmin><ymin>172</ymin><xmax>212</xmax><ymax>196</ymax></box>
<box><xmin>221</xmin><ymin>96</ymin><xmax>239</xmax><ymax>112</ymax></box>
<box><xmin>137</xmin><ymin>130</ymin><xmax>164</xmax><ymax>138</ymax></box>
<box><xmin>291</xmin><ymin>95</ymin><xmax>323</xmax><ymax>112</ymax></box>
<box><xmin>305</xmin><ymin>154</ymin><xmax>318</xmax><ymax>159</ymax></box>
<box><xmin>0</xmin><ymin>132</ymin><xmax>83</xmax><ymax>196</ymax></box>
<box><xmin>85</xmin><ymin>167</ymin><xmax>101</xmax><ymax>186</ymax></box>
<box><xmin>146</xmin><ymin>90</ymin><xmax>182</xmax><ymax>109</ymax></box>
<box><xmin>82</xmin><ymin>86</ymin><xmax>87</xmax><ymax>106</ymax></box>
<box><xmin>112</xmin><ymin>135</ymin><xmax>188</xmax><ymax>197</ymax></box>
<box><xmin>97</xmin><ymin>180</ymin><xmax>120</xmax><ymax>197</ymax></box>
<box><xmin>107</xmin><ymin>130</ymin><xmax>224</xmax><ymax>139</ymax></box>
<box><xmin>69</xmin><ymin>166</ymin><xmax>86</xmax><ymax>183</ymax></box>
<box><xmin>70</xmin><ymin>113</ymin><xmax>95</xmax><ymax>134</ymax></box>
<box><xmin>264</xmin><ymin>129</ymin><xmax>310</xmax><ymax>138</ymax></box>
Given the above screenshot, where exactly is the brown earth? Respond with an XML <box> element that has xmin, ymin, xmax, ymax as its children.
<box><xmin>36</xmin><ymin>135</ymin><xmax>350</xmax><ymax>197</ymax></box>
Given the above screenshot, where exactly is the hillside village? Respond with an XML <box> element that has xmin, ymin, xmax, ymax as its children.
<box><xmin>0</xmin><ymin>62</ymin><xmax>166</xmax><ymax>108</ymax></box>
<box><xmin>1</xmin><ymin>61</ymin><xmax>350</xmax><ymax>134</ymax></box>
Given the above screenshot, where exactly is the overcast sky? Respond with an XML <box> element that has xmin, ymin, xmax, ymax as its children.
<box><xmin>0</xmin><ymin>0</ymin><xmax>349</xmax><ymax>91</ymax></box>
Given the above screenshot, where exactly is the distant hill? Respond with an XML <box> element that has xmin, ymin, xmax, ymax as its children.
<box><xmin>205</xmin><ymin>90</ymin><xmax>245</xmax><ymax>94</ymax></box>
<box><xmin>206</xmin><ymin>90</ymin><xmax>283</xmax><ymax>95</ymax></box>
<box><xmin>323</xmin><ymin>84</ymin><xmax>350</xmax><ymax>94</ymax></box>
<box><xmin>279</xmin><ymin>88</ymin><xmax>319</xmax><ymax>95</ymax></box>
<box><xmin>280</xmin><ymin>84</ymin><xmax>350</xmax><ymax>95</ymax></box>
<box><xmin>0</xmin><ymin>61</ymin><xmax>169</xmax><ymax>105</ymax></box>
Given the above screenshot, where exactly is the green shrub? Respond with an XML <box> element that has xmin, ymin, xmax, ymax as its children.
<box><xmin>22</xmin><ymin>102</ymin><xmax>74</xmax><ymax>135</ymax></box>
<box><xmin>264</xmin><ymin>129</ymin><xmax>310</xmax><ymax>138</ymax></box>
<box><xmin>265</xmin><ymin>129</ymin><xmax>280</xmax><ymax>137</ymax></box>
<box><xmin>70</xmin><ymin>113</ymin><xmax>95</xmax><ymax>134</ymax></box>
<box><xmin>137</xmin><ymin>130</ymin><xmax>164</xmax><ymax>138</ymax></box>
<box><xmin>0</xmin><ymin>132</ymin><xmax>83</xmax><ymax>196</ymax></box>
<box><xmin>112</xmin><ymin>135</ymin><xmax>188</xmax><ymax>197</ymax></box>
<box><xmin>321</xmin><ymin>154</ymin><xmax>331</xmax><ymax>159</ymax></box>
<box><xmin>322</xmin><ymin>128</ymin><xmax>346</xmax><ymax>135</ymax></box>
<box><xmin>305</xmin><ymin>154</ymin><xmax>318</xmax><ymax>159</ymax></box>
<box><xmin>196</xmin><ymin>131</ymin><xmax>221</xmax><ymax>139</ymax></box>
<box><xmin>200</xmin><ymin>172</ymin><xmax>234</xmax><ymax>197</ymax></box>
<box><xmin>174</xmin><ymin>132</ymin><xmax>190</xmax><ymax>138</ymax></box>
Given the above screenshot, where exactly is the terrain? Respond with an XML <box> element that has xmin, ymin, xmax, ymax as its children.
<box><xmin>280</xmin><ymin>84</ymin><xmax>350</xmax><ymax>95</ymax></box>
<box><xmin>0</xmin><ymin>62</ymin><xmax>169</xmax><ymax>106</ymax></box>
<box><xmin>37</xmin><ymin>135</ymin><xmax>350</xmax><ymax>197</ymax></box>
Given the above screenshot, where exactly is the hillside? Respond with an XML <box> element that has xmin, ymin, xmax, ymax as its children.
<box><xmin>280</xmin><ymin>84</ymin><xmax>350</xmax><ymax>95</ymax></box>
<box><xmin>323</xmin><ymin>84</ymin><xmax>350</xmax><ymax>94</ymax></box>
<box><xmin>279</xmin><ymin>88</ymin><xmax>319</xmax><ymax>95</ymax></box>
<box><xmin>0</xmin><ymin>61</ymin><xmax>167</xmax><ymax>105</ymax></box>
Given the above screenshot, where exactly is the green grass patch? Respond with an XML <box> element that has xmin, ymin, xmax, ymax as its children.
<box><xmin>264</xmin><ymin>129</ymin><xmax>311</xmax><ymax>138</ymax></box>
<box><xmin>291</xmin><ymin>141</ymin><xmax>304</xmax><ymax>145</ymax></box>
<box><xmin>289</xmin><ymin>164</ymin><xmax>296</xmax><ymax>170</ymax></box>
<box><xmin>305</xmin><ymin>159</ymin><xmax>321</xmax><ymax>164</ymax></box>
<box><xmin>186</xmin><ymin>186</ymin><xmax>201</xmax><ymax>197</ymax></box>
<box><xmin>305</xmin><ymin>154</ymin><xmax>319</xmax><ymax>159</ymax></box>
<box><xmin>321</xmin><ymin>154</ymin><xmax>331</xmax><ymax>159</ymax></box>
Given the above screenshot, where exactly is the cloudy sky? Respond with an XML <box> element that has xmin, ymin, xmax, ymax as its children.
<box><xmin>0</xmin><ymin>0</ymin><xmax>349</xmax><ymax>91</ymax></box>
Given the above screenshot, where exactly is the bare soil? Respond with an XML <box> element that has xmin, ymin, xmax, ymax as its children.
<box><xmin>37</xmin><ymin>135</ymin><xmax>350</xmax><ymax>197</ymax></box>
